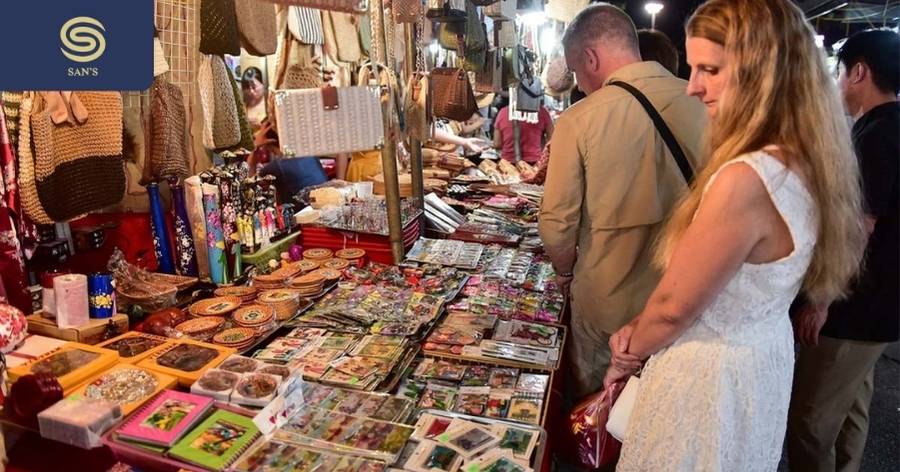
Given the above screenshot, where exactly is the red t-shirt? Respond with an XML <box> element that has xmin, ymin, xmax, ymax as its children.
<box><xmin>494</xmin><ymin>106</ymin><xmax>551</xmax><ymax>163</ymax></box>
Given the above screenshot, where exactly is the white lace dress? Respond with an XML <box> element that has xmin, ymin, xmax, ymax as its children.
<box><xmin>617</xmin><ymin>151</ymin><xmax>818</xmax><ymax>472</ymax></box>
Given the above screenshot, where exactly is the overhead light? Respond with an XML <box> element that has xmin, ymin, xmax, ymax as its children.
<box><xmin>428</xmin><ymin>41</ymin><xmax>440</xmax><ymax>55</ymax></box>
<box><xmin>815</xmin><ymin>35</ymin><xmax>825</xmax><ymax>48</ymax></box>
<box><xmin>518</xmin><ymin>11</ymin><xmax>547</xmax><ymax>27</ymax></box>
<box><xmin>644</xmin><ymin>2</ymin><xmax>664</xmax><ymax>16</ymax></box>
<box><xmin>540</xmin><ymin>27</ymin><xmax>558</xmax><ymax>52</ymax></box>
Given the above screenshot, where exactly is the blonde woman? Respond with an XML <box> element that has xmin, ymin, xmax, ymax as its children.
<box><xmin>603</xmin><ymin>0</ymin><xmax>868</xmax><ymax>470</ymax></box>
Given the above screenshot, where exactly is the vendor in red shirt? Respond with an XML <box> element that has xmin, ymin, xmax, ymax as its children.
<box><xmin>493</xmin><ymin>105</ymin><xmax>554</xmax><ymax>163</ymax></box>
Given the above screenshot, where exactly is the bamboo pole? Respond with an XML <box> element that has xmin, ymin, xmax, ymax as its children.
<box><xmin>405</xmin><ymin>22</ymin><xmax>425</xmax><ymax>236</ymax></box>
<box><xmin>372</xmin><ymin>0</ymin><xmax>405</xmax><ymax>263</ymax></box>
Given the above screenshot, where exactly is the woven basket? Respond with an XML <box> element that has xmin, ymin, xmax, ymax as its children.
<box><xmin>31</xmin><ymin>92</ymin><xmax>125</xmax><ymax>222</ymax></box>
<box><xmin>2</xmin><ymin>92</ymin><xmax>23</xmax><ymax>150</ymax></box>
<box><xmin>149</xmin><ymin>76</ymin><xmax>189</xmax><ymax>179</ymax></box>
<box><xmin>199</xmin><ymin>0</ymin><xmax>241</xmax><ymax>55</ymax></box>
<box><xmin>235</xmin><ymin>0</ymin><xmax>277</xmax><ymax>56</ymax></box>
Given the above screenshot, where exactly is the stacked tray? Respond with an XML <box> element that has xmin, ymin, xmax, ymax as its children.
<box><xmin>287</xmin><ymin>273</ymin><xmax>326</xmax><ymax>297</ymax></box>
<box><xmin>257</xmin><ymin>289</ymin><xmax>302</xmax><ymax>321</ymax></box>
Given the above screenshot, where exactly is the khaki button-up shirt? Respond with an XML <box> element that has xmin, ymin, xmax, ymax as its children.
<box><xmin>539</xmin><ymin>61</ymin><xmax>707</xmax><ymax>334</ymax></box>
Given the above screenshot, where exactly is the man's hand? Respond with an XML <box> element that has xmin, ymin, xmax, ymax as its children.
<box><xmin>793</xmin><ymin>303</ymin><xmax>829</xmax><ymax>347</ymax></box>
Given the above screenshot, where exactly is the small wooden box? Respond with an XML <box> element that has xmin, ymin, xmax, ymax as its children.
<box><xmin>27</xmin><ymin>313</ymin><xmax>129</xmax><ymax>345</ymax></box>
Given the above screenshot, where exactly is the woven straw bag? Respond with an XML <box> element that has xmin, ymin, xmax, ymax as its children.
<box><xmin>393</xmin><ymin>0</ymin><xmax>422</xmax><ymax>23</ymax></box>
<box><xmin>485</xmin><ymin>0</ymin><xmax>515</xmax><ymax>20</ymax></box>
<box><xmin>404</xmin><ymin>72</ymin><xmax>431</xmax><ymax>141</ymax></box>
<box><xmin>431</xmin><ymin>67</ymin><xmax>477</xmax><ymax>121</ymax></box>
<box><xmin>461</xmin><ymin>0</ymin><xmax>487</xmax><ymax>73</ymax></box>
<box><xmin>235</xmin><ymin>0</ymin><xmax>278</xmax><ymax>56</ymax></box>
<box><xmin>495</xmin><ymin>20</ymin><xmax>517</xmax><ymax>47</ymax></box>
<box><xmin>259</xmin><ymin>0</ymin><xmax>368</xmax><ymax>14</ymax></box>
<box><xmin>274</xmin><ymin>86</ymin><xmax>384</xmax><ymax>156</ymax></box>
<box><xmin>284</xmin><ymin>65</ymin><xmax>324</xmax><ymax>89</ymax></box>
<box><xmin>476</xmin><ymin>48</ymin><xmax>501</xmax><ymax>93</ymax></box>
<box><xmin>220</xmin><ymin>70</ymin><xmax>255</xmax><ymax>152</ymax></box>
<box><xmin>200</xmin><ymin>0</ymin><xmax>241</xmax><ymax>55</ymax></box>
<box><xmin>198</xmin><ymin>55</ymin><xmax>241</xmax><ymax>150</ymax></box>
<box><xmin>18</xmin><ymin>94</ymin><xmax>53</xmax><ymax>224</ymax></box>
<box><xmin>148</xmin><ymin>75</ymin><xmax>189</xmax><ymax>180</ymax></box>
<box><xmin>330</xmin><ymin>12</ymin><xmax>362</xmax><ymax>63</ymax></box>
<box><xmin>30</xmin><ymin>92</ymin><xmax>125</xmax><ymax>222</ymax></box>
<box><xmin>287</xmin><ymin>6</ymin><xmax>324</xmax><ymax>45</ymax></box>
<box><xmin>543</xmin><ymin>55</ymin><xmax>575</xmax><ymax>96</ymax></box>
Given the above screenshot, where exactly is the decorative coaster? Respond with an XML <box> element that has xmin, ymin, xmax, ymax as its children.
<box><xmin>189</xmin><ymin>296</ymin><xmax>242</xmax><ymax>317</ymax></box>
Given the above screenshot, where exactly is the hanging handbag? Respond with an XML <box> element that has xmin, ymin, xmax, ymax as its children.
<box><xmin>258</xmin><ymin>0</ymin><xmax>368</xmax><ymax>14</ymax></box>
<box><xmin>198</xmin><ymin>55</ymin><xmax>241</xmax><ymax>150</ymax></box>
<box><xmin>547</xmin><ymin>0</ymin><xmax>589</xmax><ymax>23</ymax></box>
<box><xmin>404</xmin><ymin>72</ymin><xmax>431</xmax><ymax>141</ymax></box>
<box><xmin>284</xmin><ymin>65</ymin><xmax>325</xmax><ymax>89</ymax></box>
<box><xmin>30</xmin><ymin>92</ymin><xmax>126</xmax><ymax>222</ymax></box>
<box><xmin>274</xmin><ymin>86</ymin><xmax>384</xmax><ymax>156</ymax></box>
<box><xmin>475</xmin><ymin>48</ymin><xmax>501</xmax><ymax>93</ymax></box>
<box><xmin>221</xmin><ymin>68</ymin><xmax>255</xmax><ymax>152</ymax></box>
<box><xmin>427</xmin><ymin>0</ymin><xmax>467</xmax><ymax>22</ymax></box>
<box><xmin>358</xmin><ymin>13</ymin><xmax>372</xmax><ymax>54</ymax></box>
<box><xmin>461</xmin><ymin>1</ymin><xmax>487</xmax><ymax>72</ymax></box>
<box><xmin>485</xmin><ymin>0</ymin><xmax>515</xmax><ymax>20</ymax></box>
<box><xmin>330</xmin><ymin>12</ymin><xmax>363</xmax><ymax>62</ymax></box>
<box><xmin>543</xmin><ymin>54</ymin><xmax>575</xmax><ymax>96</ymax></box>
<box><xmin>502</xmin><ymin>46</ymin><xmax>522</xmax><ymax>88</ymax></box>
<box><xmin>516</xmin><ymin>75</ymin><xmax>544</xmax><ymax>112</ymax></box>
<box><xmin>431</xmin><ymin>67</ymin><xmax>477</xmax><ymax>121</ymax></box>
<box><xmin>567</xmin><ymin>380</ymin><xmax>627</xmax><ymax>469</ymax></box>
<box><xmin>18</xmin><ymin>93</ymin><xmax>54</xmax><ymax>224</ymax></box>
<box><xmin>393</xmin><ymin>0</ymin><xmax>422</xmax><ymax>23</ymax></box>
<box><xmin>235</xmin><ymin>0</ymin><xmax>278</xmax><ymax>56</ymax></box>
<box><xmin>199</xmin><ymin>0</ymin><xmax>242</xmax><ymax>55</ymax></box>
<box><xmin>495</xmin><ymin>20</ymin><xmax>517</xmax><ymax>48</ymax></box>
<box><xmin>147</xmin><ymin>75</ymin><xmax>189</xmax><ymax>180</ymax></box>
<box><xmin>287</xmin><ymin>6</ymin><xmax>325</xmax><ymax>45</ymax></box>
<box><xmin>438</xmin><ymin>21</ymin><xmax>466</xmax><ymax>51</ymax></box>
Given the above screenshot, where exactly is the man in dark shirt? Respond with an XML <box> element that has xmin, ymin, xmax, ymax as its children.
<box><xmin>788</xmin><ymin>29</ymin><xmax>900</xmax><ymax>472</ymax></box>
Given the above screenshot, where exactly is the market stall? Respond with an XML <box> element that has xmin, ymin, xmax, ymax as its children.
<box><xmin>0</xmin><ymin>0</ymin><xmax>579</xmax><ymax>470</ymax></box>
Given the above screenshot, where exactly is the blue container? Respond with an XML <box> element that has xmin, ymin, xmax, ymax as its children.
<box><xmin>87</xmin><ymin>272</ymin><xmax>115</xmax><ymax>318</ymax></box>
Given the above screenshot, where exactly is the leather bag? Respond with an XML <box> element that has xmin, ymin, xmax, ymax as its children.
<box><xmin>431</xmin><ymin>67</ymin><xmax>477</xmax><ymax>121</ymax></box>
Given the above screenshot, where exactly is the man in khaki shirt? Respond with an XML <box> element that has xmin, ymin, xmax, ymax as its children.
<box><xmin>539</xmin><ymin>4</ymin><xmax>706</xmax><ymax>400</ymax></box>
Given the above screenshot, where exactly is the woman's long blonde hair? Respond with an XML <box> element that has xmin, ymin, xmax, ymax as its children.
<box><xmin>657</xmin><ymin>0</ymin><xmax>867</xmax><ymax>305</ymax></box>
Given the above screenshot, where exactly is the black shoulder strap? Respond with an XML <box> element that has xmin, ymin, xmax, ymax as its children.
<box><xmin>609</xmin><ymin>81</ymin><xmax>694</xmax><ymax>185</ymax></box>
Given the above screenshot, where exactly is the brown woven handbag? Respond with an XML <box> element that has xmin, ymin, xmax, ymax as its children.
<box><xmin>476</xmin><ymin>48</ymin><xmax>501</xmax><ymax>93</ymax></box>
<box><xmin>393</xmin><ymin>0</ymin><xmax>422</xmax><ymax>23</ymax></box>
<box><xmin>148</xmin><ymin>75</ymin><xmax>189</xmax><ymax>180</ymax></box>
<box><xmin>284</xmin><ymin>65</ymin><xmax>324</xmax><ymax>89</ymax></box>
<box><xmin>200</xmin><ymin>0</ymin><xmax>241</xmax><ymax>55</ymax></box>
<box><xmin>198</xmin><ymin>55</ymin><xmax>241</xmax><ymax>149</ymax></box>
<box><xmin>431</xmin><ymin>67</ymin><xmax>477</xmax><ymax>121</ymax></box>
<box><xmin>30</xmin><ymin>92</ymin><xmax>125</xmax><ymax>222</ymax></box>
<box><xmin>219</xmin><ymin>70</ymin><xmax>255</xmax><ymax>152</ymax></box>
<box><xmin>18</xmin><ymin>93</ymin><xmax>54</xmax><ymax>224</ymax></box>
<box><xmin>235</xmin><ymin>0</ymin><xmax>277</xmax><ymax>56</ymax></box>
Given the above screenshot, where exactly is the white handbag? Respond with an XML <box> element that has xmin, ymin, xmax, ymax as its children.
<box><xmin>607</xmin><ymin>375</ymin><xmax>640</xmax><ymax>442</ymax></box>
<box><xmin>485</xmin><ymin>0</ymin><xmax>515</xmax><ymax>20</ymax></box>
<box><xmin>274</xmin><ymin>86</ymin><xmax>385</xmax><ymax>156</ymax></box>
